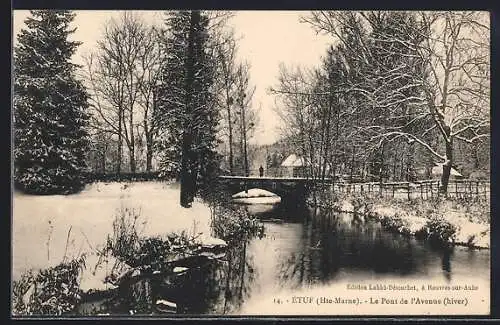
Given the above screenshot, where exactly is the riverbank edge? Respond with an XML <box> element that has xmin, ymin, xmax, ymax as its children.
<box><xmin>310</xmin><ymin>195</ymin><xmax>490</xmax><ymax>250</ymax></box>
<box><xmin>12</xmin><ymin>190</ymin><xmax>265</xmax><ymax>316</ymax></box>
<box><xmin>12</xmin><ymin>234</ymin><xmax>231</xmax><ymax>317</ymax></box>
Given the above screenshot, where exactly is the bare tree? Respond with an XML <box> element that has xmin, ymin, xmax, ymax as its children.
<box><xmin>303</xmin><ymin>11</ymin><xmax>490</xmax><ymax>193</ymax></box>
<box><xmin>84</xmin><ymin>12</ymin><xmax>161</xmax><ymax>173</ymax></box>
<box><xmin>205</xmin><ymin>13</ymin><xmax>260</xmax><ymax>177</ymax></box>
<box><xmin>271</xmin><ymin>64</ymin><xmax>322</xmax><ymax>180</ymax></box>
<box><xmin>214</xmin><ymin>27</ymin><xmax>239</xmax><ymax>175</ymax></box>
<box><xmin>233</xmin><ymin>61</ymin><xmax>257</xmax><ymax>176</ymax></box>
<box><xmin>136</xmin><ymin>26</ymin><xmax>162</xmax><ymax>171</ymax></box>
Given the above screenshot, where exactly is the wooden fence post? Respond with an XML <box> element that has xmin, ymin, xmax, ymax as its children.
<box><xmin>407</xmin><ymin>182</ymin><xmax>411</xmax><ymax>201</ymax></box>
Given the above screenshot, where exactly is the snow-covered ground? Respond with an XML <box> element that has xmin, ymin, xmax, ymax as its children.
<box><xmin>12</xmin><ymin>181</ymin><xmax>213</xmax><ymax>281</ymax></box>
<box><xmin>336</xmin><ymin>196</ymin><xmax>490</xmax><ymax>249</ymax></box>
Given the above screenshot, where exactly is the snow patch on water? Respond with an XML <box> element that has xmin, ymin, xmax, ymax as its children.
<box><xmin>232</xmin><ymin>188</ymin><xmax>279</xmax><ymax>198</ymax></box>
<box><xmin>232</xmin><ymin>188</ymin><xmax>281</xmax><ymax>205</ymax></box>
<box><xmin>233</xmin><ymin>196</ymin><xmax>281</xmax><ymax>205</ymax></box>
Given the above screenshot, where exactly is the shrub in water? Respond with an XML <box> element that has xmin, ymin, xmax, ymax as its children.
<box><xmin>203</xmin><ymin>187</ymin><xmax>264</xmax><ymax>242</ymax></box>
<box><xmin>210</xmin><ymin>205</ymin><xmax>265</xmax><ymax>243</ymax></box>
<box><xmin>425</xmin><ymin>215</ymin><xmax>457</xmax><ymax>245</ymax></box>
<box><xmin>351</xmin><ymin>195</ymin><xmax>373</xmax><ymax>216</ymax></box>
<box><xmin>380</xmin><ymin>214</ymin><xmax>411</xmax><ymax>236</ymax></box>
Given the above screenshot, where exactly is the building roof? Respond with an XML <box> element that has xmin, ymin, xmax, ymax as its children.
<box><xmin>431</xmin><ymin>164</ymin><xmax>463</xmax><ymax>177</ymax></box>
<box><xmin>281</xmin><ymin>154</ymin><xmax>305</xmax><ymax>167</ymax></box>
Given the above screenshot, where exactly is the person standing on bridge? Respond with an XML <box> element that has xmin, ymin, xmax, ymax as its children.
<box><xmin>259</xmin><ymin>165</ymin><xmax>264</xmax><ymax>177</ymax></box>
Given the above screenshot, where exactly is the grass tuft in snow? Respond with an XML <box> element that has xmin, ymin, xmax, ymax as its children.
<box><xmin>103</xmin><ymin>206</ymin><xmax>146</xmax><ymax>265</ymax></box>
<box><xmin>101</xmin><ymin>205</ymin><xmax>203</xmax><ymax>270</ymax></box>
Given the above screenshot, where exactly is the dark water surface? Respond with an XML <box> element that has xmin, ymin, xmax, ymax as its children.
<box><xmin>81</xmin><ymin>203</ymin><xmax>490</xmax><ymax>315</ymax></box>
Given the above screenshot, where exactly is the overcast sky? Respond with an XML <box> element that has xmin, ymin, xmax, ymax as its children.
<box><xmin>13</xmin><ymin>10</ymin><xmax>332</xmax><ymax>145</ymax></box>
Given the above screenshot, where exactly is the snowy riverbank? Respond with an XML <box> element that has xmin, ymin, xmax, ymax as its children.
<box><xmin>13</xmin><ymin>181</ymin><xmax>214</xmax><ymax>281</ymax></box>
<box><xmin>333</xmin><ymin>195</ymin><xmax>490</xmax><ymax>249</ymax></box>
<box><xmin>13</xmin><ymin>180</ymin><xmax>268</xmax><ymax>316</ymax></box>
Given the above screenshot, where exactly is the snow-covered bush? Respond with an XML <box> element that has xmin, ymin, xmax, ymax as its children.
<box><xmin>210</xmin><ymin>205</ymin><xmax>264</xmax><ymax>243</ymax></box>
<box><xmin>380</xmin><ymin>214</ymin><xmax>412</xmax><ymax>236</ymax></box>
<box><xmin>350</xmin><ymin>195</ymin><xmax>373</xmax><ymax>216</ymax></box>
<box><xmin>424</xmin><ymin>215</ymin><xmax>457</xmax><ymax>245</ymax></box>
<box><xmin>12</xmin><ymin>255</ymin><xmax>86</xmax><ymax>316</ymax></box>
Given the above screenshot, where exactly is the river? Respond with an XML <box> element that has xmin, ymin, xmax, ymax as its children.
<box><xmin>89</xmin><ymin>202</ymin><xmax>490</xmax><ymax>316</ymax></box>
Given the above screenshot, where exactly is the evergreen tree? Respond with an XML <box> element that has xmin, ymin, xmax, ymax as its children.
<box><xmin>155</xmin><ymin>10</ymin><xmax>219</xmax><ymax>207</ymax></box>
<box><xmin>14</xmin><ymin>10</ymin><xmax>90</xmax><ymax>194</ymax></box>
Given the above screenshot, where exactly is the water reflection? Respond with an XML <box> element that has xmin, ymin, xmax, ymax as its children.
<box><xmin>273</xmin><ymin>208</ymin><xmax>431</xmax><ymax>290</ymax></box>
<box><xmin>197</xmin><ymin>239</ymin><xmax>257</xmax><ymax>314</ymax></box>
<box><xmin>108</xmin><ymin>203</ymin><xmax>489</xmax><ymax>315</ymax></box>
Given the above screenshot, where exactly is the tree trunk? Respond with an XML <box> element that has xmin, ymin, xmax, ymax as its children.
<box><xmin>227</xmin><ymin>101</ymin><xmax>234</xmax><ymax>175</ymax></box>
<box><xmin>226</xmin><ymin>90</ymin><xmax>234</xmax><ymax>175</ymax></box>
<box><xmin>129</xmin><ymin>108</ymin><xmax>136</xmax><ymax>173</ymax></box>
<box><xmin>129</xmin><ymin>143</ymin><xmax>136</xmax><ymax>173</ymax></box>
<box><xmin>379</xmin><ymin>142</ymin><xmax>385</xmax><ymax>184</ymax></box>
<box><xmin>129</xmin><ymin>149</ymin><xmax>136</xmax><ymax>173</ymax></box>
<box><xmin>102</xmin><ymin>142</ymin><xmax>107</xmax><ymax>173</ymax></box>
<box><xmin>117</xmin><ymin>113</ymin><xmax>122</xmax><ymax>175</ymax></box>
<box><xmin>180</xmin><ymin>11</ymin><xmax>199</xmax><ymax>208</ymax></box>
<box><xmin>440</xmin><ymin>140</ymin><xmax>453</xmax><ymax>194</ymax></box>
<box><xmin>146</xmin><ymin>143</ymin><xmax>153</xmax><ymax>172</ymax></box>
<box><xmin>144</xmin><ymin>115</ymin><xmax>154</xmax><ymax>172</ymax></box>
<box><xmin>473</xmin><ymin>144</ymin><xmax>480</xmax><ymax>169</ymax></box>
<box><xmin>350</xmin><ymin>144</ymin><xmax>355</xmax><ymax>182</ymax></box>
<box><xmin>241</xmin><ymin>103</ymin><xmax>249</xmax><ymax>177</ymax></box>
<box><xmin>180</xmin><ymin>133</ymin><xmax>193</xmax><ymax>207</ymax></box>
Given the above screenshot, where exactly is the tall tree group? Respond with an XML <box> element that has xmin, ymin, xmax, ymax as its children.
<box><xmin>213</xmin><ymin>23</ymin><xmax>258</xmax><ymax>177</ymax></box>
<box><xmin>14</xmin><ymin>10</ymin><xmax>257</xmax><ymax>205</ymax></box>
<box><xmin>15</xmin><ymin>10</ymin><xmax>487</xmax><ymax>199</ymax></box>
<box><xmin>273</xmin><ymin>11</ymin><xmax>490</xmax><ymax>193</ymax></box>
<box><xmin>84</xmin><ymin>13</ymin><xmax>161</xmax><ymax>174</ymax></box>
<box><xmin>154</xmin><ymin>10</ymin><xmax>220</xmax><ymax>207</ymax></box>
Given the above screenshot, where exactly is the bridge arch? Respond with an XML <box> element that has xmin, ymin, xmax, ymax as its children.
<box><xmin>218</xmin><ymin>176</ymin><xmax>311</xmax><ymax>208</ymax></box>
